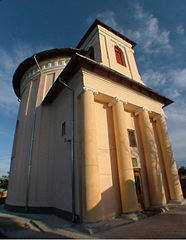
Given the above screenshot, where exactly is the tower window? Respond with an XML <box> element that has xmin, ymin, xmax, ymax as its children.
<box><xmin>114</xmin><ymin>46</ymin><xmax>126</xmax><ymax>66</ymax></box>
<box><xmin>87</xmin><ymin>46</ymin><xmax>95</xmax><ymax>60</ymax></box>
<box><xmin>128</xmin><ymin>130</ymin><xmax>137</xmax><ymax>147</ymax></box>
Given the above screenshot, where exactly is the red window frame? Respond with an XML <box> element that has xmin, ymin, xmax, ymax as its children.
<box><xmin>114</xmin><ymin>46</ymin><xmax>126</xmax><ymax>66</ymax></box>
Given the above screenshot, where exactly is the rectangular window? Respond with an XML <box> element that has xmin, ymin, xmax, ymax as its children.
<box><xmin>132</xmin><ymin>158</ymin><xmax>138</xmax><ymax>168</ymax></box>
<box><xmin>128</xmin><ymin>130</ymin><xmax>137</xmax><ymax>147</ymax></box>
<box><xmin>114</xmin><ymin>46</ymin><xmax>126</xmax><ymax>66</ymax></box>
<box><xmin>62</xmin><ymin>121</ymin><xmax>66</xmax><ymax>136</ymax></box>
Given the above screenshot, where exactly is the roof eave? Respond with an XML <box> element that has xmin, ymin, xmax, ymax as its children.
<box><xmin>43</xmin><ymin>53</ymin><xmax>173</xmax><ymax>108</ymax></box>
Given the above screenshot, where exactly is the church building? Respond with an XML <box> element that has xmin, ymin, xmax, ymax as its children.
<box><xmin>6</xmin><ymin>20</ymin><xmax>183</xmax><ymax>223</ymax></box>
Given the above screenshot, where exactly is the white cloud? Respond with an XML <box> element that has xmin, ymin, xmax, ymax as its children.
<box><xmin>86</xmin><ymin>5</ymin><xmax>186</xmax><ymax>168</ymax></box>
<box><xmin>166</xmin><ymin>101</ymin><xmax>186</xmax><ymax>123</ymax></box>
<box><xmin>142</xmin><ymin>67</ymin><xmax>186</xmax><ymax>167</ymax></box>
<box><xmin>176</xmin><ymin>24</ymin><xmax>185</xmax><ymax>35</ymax></box>
<box><xmin>87</xmin><ymin>11</ymin><xmax>124</xmax><ymax>34</ymax></box>
<box><xmin>171</xmin><ymin>68</ymin><xmax>186</xmax><ymax>88</ymax></box>
<box><xmin>88</xmin><ymin>5</ymin><xmax>172</xmax><ymax>54</ymax></box>
<box><xmin>142</xmin><ymin>70</ymin><xmax>167</xmax><ymax>87</ymax></box>
<box><xmin>0</xmin><ymin>42</ymin><xmax>53</xmax><ymax>115</ymax></box>
<box><xmin>166</xmin><ymin>100</ymin><xmax>186</xmax><ymax>167</ymax></box>
<box><xmin>142</xmin><ymin>68</ymin><xmax>186</xmax><ymax>98</ymax></box>
<box><xmin>126</xmin><ymin>4</ymin><xmax>172</xmax><ymax>54</ymax></box>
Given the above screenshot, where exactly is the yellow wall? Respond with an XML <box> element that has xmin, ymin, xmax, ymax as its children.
<box><xmin>79</xmin><ymin>24</ymin><xmax>143</xmax><ymax>85</ymax></box>
<box><xmin>94</xmin><ymin>101</ymin><xmax>121</xmax><ymax>219</ymax></box>
<box><xmin>82</xmin><ymin>68</ymin><xmax>164</xmax><ymax>114</ymax></box>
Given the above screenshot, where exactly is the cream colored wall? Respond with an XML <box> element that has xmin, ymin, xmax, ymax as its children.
<box><xmin>81</xmin><ymin>68</ymin><xmax>173</xmax><ymax>208</ymax></box>
<box><xmin>27</xmin><ymin>104</ymin><xmax>54</xmax><ymax>206</ymax></box>
<box><xmin>94</xmin><ymin>101</ymin><xmax>121</xmax><ymax>219</ymax></box>
<box><xmin>78</xmin><ymin>26</ymin><xmax>102</xmax><ymax>62</ymax></box>
<box><xmin>36</xmin><ymin>69</ymin><xmax>62</xmax><ymax>106</ymax></box>
<box><xmin>79</xmin><ymin>25</ymin><xmax>143</xmax><ymax>84</ymax></box>
<box><xmin>7</xmin><ymin>78</ymin><xmax>39</xmax><ymax>206</ymax></box>
<box><xmin>20</xmin><ymin>57</ymin><xmax>70</xmax><ymax>96</ymax></box>
<box><xmin>82</xmin><ymin>69</ymin><xmax>164</xmax><ymax>114</ymax></box>
<box><xmin>48</xmin><ymin>70</ymin><xmax>83</xmax><ymax>213</ymax></box>
<box><xmin>97</xmin><ymin>25</ymin><xmax>142</xmax><ymax>84</ymax></box>
<box><xmin>7</xmin><ymin>57</ymin><xmax>71</xmax><ymax>207</ymax></box>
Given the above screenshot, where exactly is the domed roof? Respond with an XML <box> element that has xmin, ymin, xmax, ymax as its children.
<box><xmin>13</xmin><ymin>48</ymin><xmax>85</xmax><ymax>99</ymax></box>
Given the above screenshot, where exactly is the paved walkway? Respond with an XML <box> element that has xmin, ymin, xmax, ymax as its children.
<box><xmin>97</xmin><ymin>205</ymin><xmax>186</xmax><ymax>239</ymax></box>
<box><xmin>0</xmin><ymin>203</ymin><xmax>186</xmax><ymax>238</ymax></box>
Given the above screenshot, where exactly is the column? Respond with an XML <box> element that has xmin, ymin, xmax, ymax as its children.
<box><xmin>110</xmin><ymin>98</ymin><xmax>139</xmax><ymax>213</ymax></box>
<box><xmin>81</xmin><ymin>87</ymin><xmax>102</xmax><ymax>222</ymax></box>
<box><xmin>137</xmin><ymin>108</ymin><xmax>166</xmax><ymax>206</ymax></box>
<box><xmin>155</xmin><ymin>114</ymin><xmax>183</xmax><ymax>201</ymax></box>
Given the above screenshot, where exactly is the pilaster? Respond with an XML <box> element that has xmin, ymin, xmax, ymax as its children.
<box><xmin>155</xmin><ymin>114</ymin><xmax>183</xmax><ymax>201</ymax></box>
<box><xmin>81</xmin><ymin>88</ymin><xmax>102</xmax><ymax>222</ymax></box>
<box><xmin>136</xmin><ymin>107</ymin><xmax>166</xmax><ymax>205</ymax></box>
<box><xmin>109</xmin><ymin>97</ymin><xmax>139</xmax><ymax>213</ymax></box>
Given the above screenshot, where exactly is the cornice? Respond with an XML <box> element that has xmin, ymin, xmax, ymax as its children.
<box><xmin>20</xmin><ymin>57</ymin><xmax>70</xmax><ymax>95</ymax></box>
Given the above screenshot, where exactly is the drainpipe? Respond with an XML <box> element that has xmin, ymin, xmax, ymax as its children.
<box><xmin>58</xmin><ymin>77</ymin><xmax>76</xmax><ymax>222</ymax></box>
<box><xmin>25</xmin><ymin>108</ymin><xmax>37</xmax><ymax>212</ymax></box>
<box><xmin>25</xmin><ymin>55</ymin><xmax>42</xmax><ymax>212</ymax></box>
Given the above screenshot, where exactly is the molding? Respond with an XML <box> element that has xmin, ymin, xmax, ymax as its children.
<box><xmin>153</xmin><ymin>113</ymin><xmax>168</xmax><ymax>121</ymax></box>
<box><xmin>20</xmin><ymin>57</ymin><xmax>70</xmax><ymax>94</ymax></box>
<box><xmin>108</xmin><ymin>97</ymin><xmax>127</xmax><ymax>107</ymax></box>
<box><xmin>135</xmin><ymin>107</ymin><xmax>151</xmax><ymax>116</ymax></box>
<box><xmin>83</xmin><ymin>86</ymin><xmax>99</xmax><ymax>95</ymax></box>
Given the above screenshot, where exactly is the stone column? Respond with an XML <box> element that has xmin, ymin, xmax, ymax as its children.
<box><xmin>109</xmin><ymin>97</ymin><xmax>139</xmax><ymax>213</ymax></box>
<box><xmin>136</xmin><ymin>108</ymin><xmax>166</xmax><ymax>206</ymax></box>
<box><xmin>81</xmin><ymin>87</ymin><xmax>102</xmax><ymax>222</ymax></box>
<box><xmin>155</xmin><ymin>114</ymin><xmax>183</xmax><ymax>201</ymax></box>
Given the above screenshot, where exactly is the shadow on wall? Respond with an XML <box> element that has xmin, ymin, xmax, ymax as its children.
<box><xmin>144</xmin><ymin>123</ymin><xmax>166</xmax><ymax>205</ymax></box>
<box><xmin>85</xmin><ymin>179</ymin><xmax>139</xmax><ymax>222</ymax></box>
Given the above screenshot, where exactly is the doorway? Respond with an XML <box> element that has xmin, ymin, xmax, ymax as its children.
<box><xmin>134</xmin><ymin>168</ymin><xmax>144</xmax><ymax>210</ymax></box>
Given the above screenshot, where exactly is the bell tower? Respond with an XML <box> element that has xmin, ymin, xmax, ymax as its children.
<box><xmin>77</xmin><ymin>19</ymin><xmax>144</xmax><ymax>85</ymax></box>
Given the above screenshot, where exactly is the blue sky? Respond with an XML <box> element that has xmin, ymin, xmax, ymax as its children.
<box><xmin>0</xmin><ymin>0</ymin><xmax>186</xmax><ymax>176</ymax></box>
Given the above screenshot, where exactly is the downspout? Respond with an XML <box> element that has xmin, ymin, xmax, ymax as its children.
<box><xmin>58</xmin><ymin>77</ymin><xmax>76</xmax><ymax>222</ymax></box>
<box><xmin>25</xmin><ymin>108</ymin><xmax>37</xmax><ymax>212</ymax></box>
<box><xmin>25</xmin><ymin>55</ymin><xmax>42</xmax><ymax>211</ymax></box>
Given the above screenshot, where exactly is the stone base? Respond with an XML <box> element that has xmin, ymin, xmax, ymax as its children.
<box><xmin>147</xmin><ymin>205</ymin><xmax>169</xmax><ymax>213</ymax></box>
<box><xmin>168</xmin><ymin>198</ymin><xmax>186</xmax><ymax>206</ymax></box>
<box><xmin>121</xmin><ymin>212</ymin><xmax>147</xmax><ymax>221</ymax></box>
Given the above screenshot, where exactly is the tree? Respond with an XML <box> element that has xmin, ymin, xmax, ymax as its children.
<box><xmin>0</xmin><ymin>175</ymin><xmax>8</xmax><ymax>189</ymax></box>
<box><xmin>178</xmin><ymin>166</ymin><xmax>186</xmax><ymax>177</ymax></box>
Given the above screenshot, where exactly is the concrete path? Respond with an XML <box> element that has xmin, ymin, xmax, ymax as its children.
<box><xmin>0</xmin><ymin>204</ymin><xmax>186</xmax><ymax>238</ymax></box>
<box><xmin>96</xmin><ymin>206</ymin><xmax>186</xmax><ymax>239</ymax></box>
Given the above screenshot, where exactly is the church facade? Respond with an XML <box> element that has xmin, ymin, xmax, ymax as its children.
<box><xmin>6</xmin><ymin>20</ymin><xmax>183</xmax><ymax>223</ymax></box>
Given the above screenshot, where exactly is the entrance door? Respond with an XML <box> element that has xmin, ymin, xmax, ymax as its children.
<box><xmin>134</xmin><ymin>169</ymin><xmax>144</xmax><ymax>210</ymax></box>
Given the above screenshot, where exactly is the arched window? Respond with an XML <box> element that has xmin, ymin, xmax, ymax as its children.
<box><xmin>114</xmin><ymin>46</ymin><xmax>126</xmax><ymax>66</ymax></box>
<box><xmin>87</xmin><ymin>46</ymin><xmax>95</xmax><ymax>60</ymax></box>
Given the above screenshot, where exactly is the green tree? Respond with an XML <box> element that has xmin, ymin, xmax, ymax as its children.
<box><xmin>0</xmin><ymin>175</ymin><xmax>8</xmax><ymax>189</ymax></box>
<box><xmin>178</xmin><ymin>166</ymin><xmax>186</xmax><ymax>177</ymax></box>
